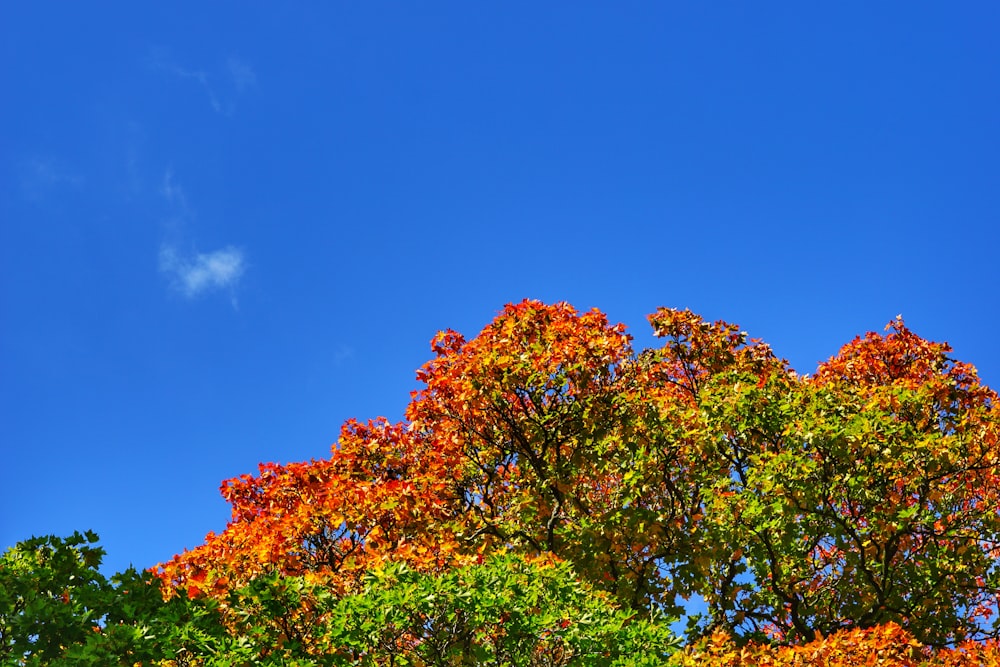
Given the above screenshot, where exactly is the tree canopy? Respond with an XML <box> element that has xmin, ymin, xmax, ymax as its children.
<box><xmin>4</xmin><ymin>300</ymin><xmax>999</xmax><ymax>664</ymax></box>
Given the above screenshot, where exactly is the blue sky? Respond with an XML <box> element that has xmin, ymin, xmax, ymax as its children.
<box><xmin>2</xmin><ymin>3</ymin><xmax>998</xmax><ymax>577</ymax></box>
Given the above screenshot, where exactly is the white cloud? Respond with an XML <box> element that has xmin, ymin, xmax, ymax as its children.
<box><xmin>160</xmin><ymin>245</ymin><xmax>246</xmax><ymax>298</ymax></box>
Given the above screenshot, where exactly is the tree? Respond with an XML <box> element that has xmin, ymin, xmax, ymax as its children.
<box><xmin>142</xmin><ymin>300</ymin><xmax>997</xmax><ymax>649</ymax></box>
<box><xmin>1</xmin><ymin>534</ymin><xmax>677</xmax><ymax>665</ymax></box>
<box><xmin>154</xmin><ymin>301</ymin><xmax>1000</xmax><ymax>648</ymax></box>
<box><xmin>0</xmin><ymin>531</ymin><xmax>111</xmax><ymax>663</ymax></box>
<box><xmin>224</xmin><ymin>553</ymin><xmax>679</xmax><ymax>665</ymax></box>
<box><xmin>692</xmin><ymin>316</ymin><xmax>1000</xmax><ymax>644</ymax></box>
<box><xmin>7</xmin><ymin>301</ymin><xmax>1000</xmax><ymax>660</ymax></box>
<box><xmin>0</xmin><ymin>531</ymin><xmax>234</xmax><ymax>666</ymax></box>
<box><xmin>668</xmin><ymin>623</ymin><xmax>1000</xmax><ymax>666</ymax></box>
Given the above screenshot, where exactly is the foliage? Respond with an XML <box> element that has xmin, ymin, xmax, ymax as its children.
<box><xmin>0</xmin><ymin>531</ymin><xmax>110</xmax><ymax>664</ymax></box>
<box><xmin>1</xmin><ymin>536</ymin><xmax>676</xmax><ymax>665</ymax></box>
<box><xmin>691</xmin><ymin>316</ymin><xmax>1000</xmax><ymax>644</ymax></box>
<box><xmin>0</xmin><ymin>531</ymin><xmax>234</xmax><ymax>666</ymax></box>
<box><xmin>154</xmin><ymin>300</ymin><xmax>1000</xmax><ymax>649</ymax></box>
<box><xmin>7</xmin><ymin>299</ymin><xmax>998</xmax><ymax>662</ymax></box>
<box><xmin>206</xmin><ymin>552</ymin><xmax>679</xmax><ymax>665</ymax></box>
<box><xmin>668</xmin><ymin>623</ymin><xmax>1000</xmax><ymax>666</ymax></box>
<box><xmin>156</xmin><ymin>422</ymin><xmax>468</xmax><ymax>601</ymax></box>
<box><xmin>319</xmin><ymin>552</ymin><xmax>679</xmax><ymax>665</ymax></box>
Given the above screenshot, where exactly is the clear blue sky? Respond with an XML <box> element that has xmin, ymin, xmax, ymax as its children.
<box><xmin>2</xmin><ymin>3</ymin><xmax>998</xmax><ymax>577</ymax></box>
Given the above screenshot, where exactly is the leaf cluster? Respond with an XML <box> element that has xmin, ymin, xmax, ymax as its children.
<box><xmin>8</xmin><ymin>300</ymin><xmax>998</xmax><ymax>663</ymax></box>
<box><xmin>1</xmin><ymin>538</ymin><xmax>677</xmax><ymax>665</ymax></box>
<box><xmin>156</xmin><ymin>301</ymin><xmax>1000</xmax><ymax>648</ymax></box>
<box><xmin>669</xmin><ymin>623</ymin><xmax>1000</xmax><ymax>666</ymax></box>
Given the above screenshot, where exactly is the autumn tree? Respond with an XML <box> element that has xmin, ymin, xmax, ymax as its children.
<box><xmin>150</xmin><ymin>299</ymin><xmax>1000</xmax><ymax>651</ymax></box>
<box><xmin>406</xmin><ymin>300</ymin><xmax>702</xmax><ymax>614</ymax></box>
<box><xmin>668</xmin><ymin>623</ymin><xmax>1000</xmax><ymax>667</ymax></box>
<box><xmin>693</xmin><ymin>317</ymin><xmax>1000</xmax><ymax>644</ymax></box>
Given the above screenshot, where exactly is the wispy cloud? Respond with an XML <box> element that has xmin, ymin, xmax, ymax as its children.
<box><xmin>227</xmin><ymin>56</ymin><xmax>257</xmax><ymax>93</ymax></box>
<box><xmin>160</xmin><ymin>168</ymin><xmax>188</xmax><ymax>210</ymax></box>
<box><xmin>161</xmin><ymin>62</ymin><xmax>222</xmax><ymax>113</ymax></box>
<box><xmin>18</xmin><ymin>156</ymin><xmax>84</xmax><ymax>201</ymax></box>
<box><xmin>157</xmin><ymin>168</ymin><xmax>248</xmax><ymax>306</ymax></box>
<box><xmin>333</xmin><ymin>344</ymin><xmax>355</xmax><ymax>366</ymax></box>
<box><xmin>160</xmin><ymin>245</ymin><xmax>246</xmax><ymax>298</ymax></box>
<box><xmin>150</xmin><ymin>48</ymin><xmax>256</xmax><ymax>115</ymax></box>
